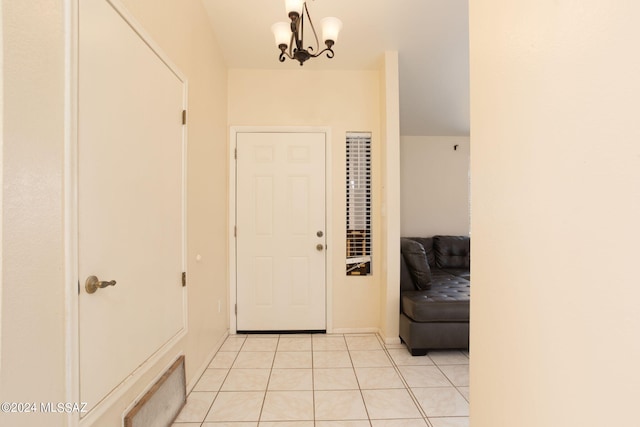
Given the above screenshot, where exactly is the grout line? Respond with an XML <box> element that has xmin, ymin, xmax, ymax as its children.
<box><xmin>256</xmin><ymin>334</ymin><xmax>279</xmax><ymax>423</ymax></box>
<box><xmin>377</xmin><ymin>332</ymin><xmax>430</xmax><ymax>421</ymax></box>
<box><xmin>183</xmin><ymin>333</ymin><xmax>469</xmax><ymax>426</ymax></box>
<box><xmin>197</xmin><ymin>334</ymin><xmax>245</xmax><ymax>424</ymax></box>
<box><xmin>345</xmin><ymin>343</ymin><xmax>374</xmax><ymax>427</ymax></box>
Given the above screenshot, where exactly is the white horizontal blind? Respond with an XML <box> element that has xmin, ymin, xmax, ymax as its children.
<box><xmin>346</xmin><ymin>132</ymin><xmax>372</xmax><ymax>275</ymax></box>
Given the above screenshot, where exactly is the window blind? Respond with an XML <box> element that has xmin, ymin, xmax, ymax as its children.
<box><xmin>346</xmin><ymin>132</ymin><xmax>372</xmax><ymax>275</ymax></box>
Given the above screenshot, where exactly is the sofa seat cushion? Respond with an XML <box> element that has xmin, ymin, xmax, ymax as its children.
<box><xmin>441</xmin><ymin>268</ymin><xmax>470</xmax><ymax>281</ymax></box>
<box><xmin>401</xmin><ymin>273</ymin><xmax>470</xmax><ymax>322</ymax></box>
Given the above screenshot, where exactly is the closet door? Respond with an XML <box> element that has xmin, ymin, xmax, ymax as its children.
<box><xmin>78</xmin><ymin>0</ymin><xmax>186</xmax><ymax>414</ymax></box>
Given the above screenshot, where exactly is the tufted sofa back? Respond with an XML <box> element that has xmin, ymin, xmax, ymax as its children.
<box><xmin>433</xmin><ymin>235</ymin><xmax>470</xmax><ymax>269</ymax></box>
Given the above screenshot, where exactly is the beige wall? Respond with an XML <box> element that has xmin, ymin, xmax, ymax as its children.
<box><xmin>379</xmin><ymin>52</ymin><xmax>401</xmax><ymax>343</ymax></box>
<box><xmin>470</xmin><ymin>1</ymin><xmax>640</xmax><ymax>426</ymax></box>
<box><xmin>228</xmin><ymin>69</ymin><xmax>384</xmax><ymax>332</ymax></box>
<box><xmin>400</xmin><ymin>136</ymin><xmax>470</xmax><ymax>237</ymax></box>
<box><xmin>1</xmin><ymin>1</ymin><xmax>67</xmax><ymax>426</ymax></box>
<box><xmin>1</xmin><ymin>0</ymin><xmax>228</xmax><ymax>425</ymax></box>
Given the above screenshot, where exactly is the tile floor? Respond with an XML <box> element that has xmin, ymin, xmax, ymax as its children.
<box><xmin>172</xmin><ymin>334</ymin><xmax>469</xmax><ymax>427</ymax></box>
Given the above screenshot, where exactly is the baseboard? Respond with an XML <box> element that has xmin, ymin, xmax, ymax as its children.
<box><xmin>186</xmin><ymin>329</ymin><xmax>229</xmax><ymax>393</ymax></box>
<box><xmin>382</xmin><ymin>336</ymin><xmax>401</xmax><ymax>346</ymax></box>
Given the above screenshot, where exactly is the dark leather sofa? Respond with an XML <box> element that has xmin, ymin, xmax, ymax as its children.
<box><xmin>400</xmin><ymin>236</ymin><xmax>470</xmax><ymax>355</ymax></box>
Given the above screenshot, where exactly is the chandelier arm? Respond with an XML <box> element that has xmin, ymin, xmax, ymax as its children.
<box><xmin>279</xmin><ymin>51</ymin><xmax>290</xmax><ymax>62</ymax></box>
<box><xmin>303</xmin><ymin>1</ymin><xmax>321</xmax><ymax>53</ymax></box>
<box><xmin>289</xmin><ymin>31</ymin><xmax>295</xmax><ymax>57</ymax></box>
<box><xmin>309</xmin><ymin>46</ymin><xmax>335</xmax><ymax>59</ymax></box>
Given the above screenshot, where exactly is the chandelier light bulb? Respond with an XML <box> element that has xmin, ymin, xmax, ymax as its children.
<box><xmin>271</xmin><ymin>22</ymin><xmax>291</xmax><ymax>48</ymax></box>
<box><xmin>285</xmin><ymin>0</ymin><xmax>304</xmax><ymax>17</ymax></box>
<box><xmin>321</xmin><ymin>17</ymin><xmax>343</xmax><ymax>44</ymax></box>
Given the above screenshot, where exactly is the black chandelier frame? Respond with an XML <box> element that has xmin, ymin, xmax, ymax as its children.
<box><xmin>277</xmin><ymin>2</ymin><xmax>336</xmax><ymax>66</ymax></box>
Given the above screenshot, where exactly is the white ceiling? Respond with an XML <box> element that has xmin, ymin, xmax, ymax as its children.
<box><xmin>202</xmin><ymin>0</ymin><xmax>469</xmax><ymax>136</ymax></box>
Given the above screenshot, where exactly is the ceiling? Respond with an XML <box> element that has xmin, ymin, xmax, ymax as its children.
<box><xmin>202</xmin><ymin>0</ymin><xmax>469</xmax><ymax>136</ymax></box>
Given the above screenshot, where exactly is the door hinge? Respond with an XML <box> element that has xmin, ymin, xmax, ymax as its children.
<box><xmin>182</xmin><ymin>271</ymin><xmax>186</xmax><ymax>287</ymax></box>
<box><xmin>182</xmin><ymin>110</ymin><xmax>187</xmax><ymax>125</ymax></box>
<box><xmin>234</xmin><ymin>225</ymin><xmax>237</xmax><ymax>237</ymax></box>
<box><xmin>235</xmin><ymin>304</ymin><xmax>237</xmax><ymax>315</ymax></box>
<box><xmin>78</xmin><ymin>280</ymin><xmax>80</xmax><ymax>295</ymax></box>
<box><xmin>234</xmin><ymin>148</ymin><xmax>237</xmax><ymax>159</ymax></box>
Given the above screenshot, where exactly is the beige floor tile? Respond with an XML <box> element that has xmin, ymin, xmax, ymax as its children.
<box><xmin>273</xmin><ymin>351</ymin><xmax>312</xmax><ymax>368</ymax></box>
<box><xmin>398</xmin><ymin>365</ymin><xmax>451</xmax><ymax>388</ymax></box>
<box><xmin>355</xmin><ymin>367</ymin><xmax>405</xmax><ymax>389</ymax></box>
<box><xmin>204</xmin><ymin>391</ymin><xmax>265</xmax><ymax>422</ymax></box>
<box><xmin>221</xmin><ymin>368</ymin><xmax>271</xmax><ymax>391</ymax></box>
<box><xmin>260</xmin><ymin>390</ymin><xmax>314</xmax><ymax>421</ymax></box>
<box><xmin>192</xmin><ymin>333</ymin><xmax>470</xmax><ymax>425</ymax></box>
<box><xmin>314</xmin><ymin>368</ymin><xmax>359</xmax><ymax>390</ymax></box>
<box><xmin>457</xmin><ymin>386</ymin><xmax>469</xmax><ymax>402</ymax></box>
<box><xmin>312</xmin><ymin>335</ymin><xmax>348</xmax><ymax>351</ymax></box>
<box><xmin>268</xmin><ymin>368</ymin><xmax>313</xmax><ymax>390</ymax></box>
<box><xmin>313</xmin><ymin>351</ymin><xmax>352</xmax><ymax>368</ymax></box>
<box><xmin>193</xmin><ymin>369</ymin><xmax>229</xmax><ymax>392</ymax></box>
<box><xmin>371</xmin><ymin>419</ymin><xmax>429</xmax><ymax>426</ymax></box>
<box><xmin>438</xmin><ymin>365</ymin><xmax>469</xmax><ymax>387</ymax></box>
<box><xmin>277</xmin><ymin>336</ymin><xmax>312</xmax><ymax>352</ymax></box>
<box><xmin>242</xmin><ymin>337</ymin><xmax>279</xmax><ymax>352</ymax></box>
<box><xmin>428</xmin><ymin>351</ymin><xmax>469</xmax><ymax>366</ymax></box>
<box><xmin>174</xmin><ymin>391</ymin><xmax>216</xmax><ymax>422</ymax></box>
<box><xmin>259</xmin><ymin>422</ymin><xmax>314</xmax><ymax>427</ymax></box>
<box><xmin>233</xmin><ymin>351</ymin><xmax>275</xmax><ymax>369</ymax></box>
<box><xmin>387</xmin><ymin>349</ymin><xmax>435</xmax><ymax>366</ymax></box>
<box><xmin>314</xmin><ymin>390</ymin><xmax>368</xmax><ymax>420</ymax></box>
<box><xmin>345</xmin><ymin>335</ymin><xmax>382</xmax><ymax>350</ymax></box>
<box><xmin>219</xmin><ymin>337</ymin><xmax>247</xmax><ymax>352</ymax></box>
<box><xmin>412</xmin><ymin>387</ymin><xmax>469</xmax><ymax>417</ymax></box>
<box><xmin>202</xmin><ymin>423</ymin><xmax>257</xmax><ymax>427</ymax></box>
<box><xmin>428</xmin><ymin>417</ymin><xmax>469</xmax><ymax>427</ymax></box>
<box><xmin>316</xmin><ymin>422</ymin><xmax>371</xmax><ymax>427</ymax></box>
<box><xmin>209</xmin><ymin>351</ymin><xmax>238</xmax><ymax>368</ymax></box>
<box><xmin>362</xmin><ymin>388</ymin><xmax>423</xmax><ymax>419</ymax></box>
<box><xmin>350</xmin><ymin>350</ymin><xmax>393</xmax><ymax>368</ymax></box>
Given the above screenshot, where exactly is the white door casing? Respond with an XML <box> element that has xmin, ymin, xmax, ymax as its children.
<box><xmin>77</xmin><ymin>0</ymin><xmax>186</xmax><ymax>417</ymax></box>
<box><xmin>236</xmin><ymin>132</ymin><xmax>327</xmax><ymax>331</ymax></box>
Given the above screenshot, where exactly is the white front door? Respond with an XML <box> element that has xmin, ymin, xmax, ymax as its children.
<box><xmin>236</xmin><ymin>132</ymin><xmax>326</xmax><ymax>331</ymax></box>
<box><xmin>78</xmin><ymin>0</ymin><xmax>185</xmax><ymax>414</ymax></box>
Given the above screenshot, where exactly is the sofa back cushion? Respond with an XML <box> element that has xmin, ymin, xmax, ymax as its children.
<box><xmin>434</xmin><ymin>235</ymin><xmax>470</xmax><ymax>269</ymax></box>
<box><xmin>407</xmin><ymin>237</ymin><xmax>435</xmax><ymax>267</ymax></box>
<box><xmin>400</xmin><ymin>238</ymin><xmax>432</xmax><ymax>290</ymax></box>
<box><xmin>400</xmin><ymin>255</ymin><xmax>417</xmax><ymax>293</ymax></box>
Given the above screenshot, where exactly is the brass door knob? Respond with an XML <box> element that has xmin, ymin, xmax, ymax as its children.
<box><xmin>316</xmin><ymin>244</ymin><xmax>324</xmax><ymax>251</ymax></box>
<box><xmin>85</xmin><ymin>275</ymin><xmax>117</xmax><ymax>294</ymax></box>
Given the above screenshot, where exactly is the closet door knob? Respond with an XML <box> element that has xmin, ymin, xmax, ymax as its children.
<box><xmin>85</xmin><ymin>275</ymin><xmax>117</xmax><ymax>294</ymax></box>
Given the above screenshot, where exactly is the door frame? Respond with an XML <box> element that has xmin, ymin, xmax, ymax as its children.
<box><xmin>65</xmin><ymin>1</ymin><xmax>188</xmax><ymax>425</ymax></box>
<box><xmin>229</xmin><ymin>126</ymin><xmax>333</xmax><ymax>334</ymax></box>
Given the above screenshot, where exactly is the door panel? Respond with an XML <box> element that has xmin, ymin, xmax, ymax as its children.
<box><xmin>236</xmin><ymin>132</ymin><xmax>326</xmax><ymax>331</ymax></box>
<box><xmin>78</xmin><ymin>0</ymin><xmax>185</xmax><ymax>413</ymax></box>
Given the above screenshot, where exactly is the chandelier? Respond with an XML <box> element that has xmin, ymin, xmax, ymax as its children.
<box><xmin>271</xmin><ymin>0</ymin><xmax>343</xmax><ymax>66</ymax></box>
